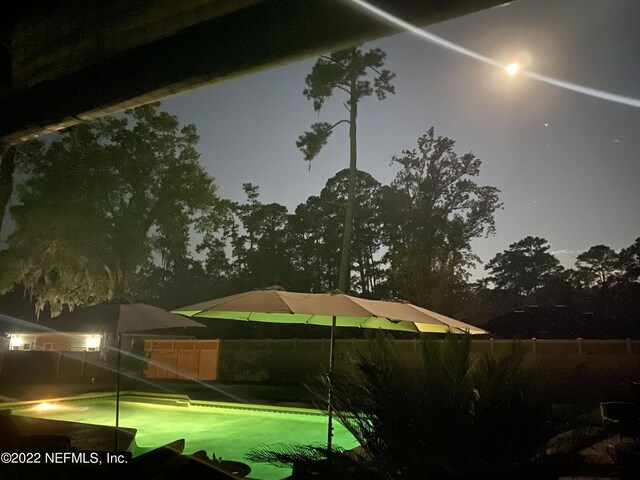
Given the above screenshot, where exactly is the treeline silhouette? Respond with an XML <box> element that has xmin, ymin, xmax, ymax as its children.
<box><xmin>1</xmin><ymin>106</ymin><xmax>637</xmax><ymax>339</ymax></box>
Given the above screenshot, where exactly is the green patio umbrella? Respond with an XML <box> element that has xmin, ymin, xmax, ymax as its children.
<box><xmin>173</xmin><ymin>289</ymin><xmax>486</xmax><ymax>451</ymax></box>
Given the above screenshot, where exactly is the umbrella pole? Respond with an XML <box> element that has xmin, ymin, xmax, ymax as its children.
<box><xmin>327</xmin><ymin>315</ymin><xmax>336</xmax><ymax>456</ymax></box>
<box><xmin>115</xmin><ymin>332</ymin><xmax>122</xmax><ymax>451</ymax></box>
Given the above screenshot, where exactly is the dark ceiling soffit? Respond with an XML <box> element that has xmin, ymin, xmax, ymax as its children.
<box><xmin>1</xmin><ymin>0</ymin><xmax>505</xmax><ymax>145</ymax></box>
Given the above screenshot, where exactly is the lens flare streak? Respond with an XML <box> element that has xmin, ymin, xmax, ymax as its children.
<box><xmin>523</xmin><ymin>70</ymin><xmax>640</xmax><ymax>108</ymax></box>
<box><xmin>351</xmin><ymin>0</ymin><xmax>640</xmax><ymax>108</ymax></box>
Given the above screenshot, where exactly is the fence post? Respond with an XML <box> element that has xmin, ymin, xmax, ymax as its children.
<box><xmin>627</xmin><ymin>338</ymin><xmax>632</xmax><ymax>355</ymax></box>
<box><xmin>532</xmin><ymin>338</ymin><xmax>537</xmax><ymax>355</ymax></box>
<box><xmin>80</xmin><ymin>351</ymin><xmax>86</xmax><ymax>376</ymax></box>
<box><xmin>241</xmin><ymin>339</ymin><xmax>247</xmax><ymax>382</ymax></box>
<box><xmin>56</xmin><ymin>351</ymin><xmax>62</xmax><ymax>377</ymax></box>
<box><xmin>195</xmin><ymin>349</ymin><xmax>202</xmax><ymax>381</ymax></box>
<box><xmin>577</xmin><ymin>338</ymin><xmax>583</xmax><ymax>355</ymax></box>
<box><xmin>489</xmin><ymin>337</ymin><xmax>495</xmax><ymax>355</ymax></box>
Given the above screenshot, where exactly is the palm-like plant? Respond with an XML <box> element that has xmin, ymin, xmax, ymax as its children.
<box><xmin>248</xmin><ymin>333</ymin><xmax>602</xmax><ymax>479</ymax></box>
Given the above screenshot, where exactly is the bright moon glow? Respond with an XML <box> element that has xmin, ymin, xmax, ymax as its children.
<box><xmin>36</xmin><ymin>402</ymin><xmax>55</xmax><ymax>411</ymax></box>
<box><xmin>506</xmin><ymin>63</ymin><xmax>520</xmax><ymax>76</ymax></box>
<box><xmin>352</xmin><ymin>0</ymin><xmax>640</xmax><ymax>108</ymax></box>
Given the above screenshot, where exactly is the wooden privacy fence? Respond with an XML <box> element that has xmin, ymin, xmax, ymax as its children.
<box><xmin>216</xmin><ymin>338</ymin><xmax>640</xmax><ymax>402</ymax></box>
<box><xmin>143</xmin><ymin>339</ymin><xmax>219</xmax><ymax>381</ymax></box>
<box><xmin>1</xmin><ymin>337</ymin><xmax>638</xmax><ymax>401</ymax></box>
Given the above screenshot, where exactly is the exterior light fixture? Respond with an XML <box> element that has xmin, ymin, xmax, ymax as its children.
<box><xmin>9</xmin><ymin>335</ymin><xmax>23</xmax><ymax>350</ymax></box>
<box><xmin>85</xmin><ymin>335</ymin><xmax>102</xmax><ymax>351</ymax></box>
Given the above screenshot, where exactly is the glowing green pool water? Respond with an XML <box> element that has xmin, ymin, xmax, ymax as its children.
<box><xmin>11</xmin><ymin>395</ymin><xmax>359</xmax><ymax>479</ymax></box>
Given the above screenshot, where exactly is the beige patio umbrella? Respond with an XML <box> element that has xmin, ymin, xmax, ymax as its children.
<box><xmin>49</xmin><ymin>302</ymin><xmax>206</xmax><ymax>450</ymax></box>
<box><xmin>173</xmin><ymin>289</ymin><xmax>486</xmax><ymax>451</ymax></box>
<box><xmin>173</xmin><ymin>289</ymin><xmax>486</xmax><ymax>333</ymax></box>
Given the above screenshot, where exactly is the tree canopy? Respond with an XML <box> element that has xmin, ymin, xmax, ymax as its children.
<box><xmin>574</xmin><ymin>245</ymin><xmax>619</xmax><ymax>289</ymax></box>
<box><xmin>297</xmin><ymin>47</ymin><xmax>395</xmax><ymax>293</ymax></box>
<box><xmin>381</xmin><ymin>127</ymin><xmax>502</xmax><ymax>312</ymax></box>
<box><xmin>485</xmin><ymin>236</ymin><xmax>563</xmax><ymax>300</ymax></box>
<box><xmin>618</xmin><ymin>237</ymin><xmax>640</xmax><ymax>283</ymax></box>
<box><xmin>0</xmin><ymin>103</ymin><xmax>224</xmax><ymax>315</ymax></box>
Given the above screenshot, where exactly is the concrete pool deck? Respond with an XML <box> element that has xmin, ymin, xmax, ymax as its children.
<box><xmin>4</xmin><ymin>413</ymin><xmax>137</xmax><ymax>452</ymax></box>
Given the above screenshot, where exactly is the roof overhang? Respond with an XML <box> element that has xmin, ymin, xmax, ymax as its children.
<box><xmin>1</xmin><ymin>0</ymin><xmax>507</xmax><ymax>145</ymax></box>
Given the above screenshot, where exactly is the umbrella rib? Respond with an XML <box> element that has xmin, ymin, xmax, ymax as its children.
<box><xmin>274</xmin><ymin>291</ymin><xmax>298</xmax><ymax>315</ymax></box>
<box><xmin>349</xmin><ymin>296</ymin><xmax>398</xmax><ymax>322</ymax></box>
<box><xmin>208</xmin><ymin>290</ymin><xmax>256</xmax><ymax>310</ymax></box>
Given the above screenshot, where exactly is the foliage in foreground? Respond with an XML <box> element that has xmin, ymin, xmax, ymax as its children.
<box><xmin>247</xmin><ymin>334</ymin><xmax>602</xmax><ymax>479</ymax></box>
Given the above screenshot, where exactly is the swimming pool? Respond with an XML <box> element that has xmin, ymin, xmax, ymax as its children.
<box><xmin>5</xmin><ymin>393</ymin><xmax>359</xmax><ymax>479</ymax></box>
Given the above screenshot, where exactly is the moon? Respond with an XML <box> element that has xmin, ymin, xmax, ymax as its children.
<box><xmin>505</xmin><ymin>63</ymin><xmax>520</xmax><ymax>76</ymax></box>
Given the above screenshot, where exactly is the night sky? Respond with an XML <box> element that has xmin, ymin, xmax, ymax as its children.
<box><xmin>7</xmin><ymin>0</ymin><xmax>640</xmax><ymax>280</ymax></box>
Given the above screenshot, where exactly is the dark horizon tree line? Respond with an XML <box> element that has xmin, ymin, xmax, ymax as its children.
<box><xmin>476</xmin><ymin>236</ymin><xmax>640</xmax><ymax>327</ymax></box>
<box><xmin>0</xmin><ymin>102</ymin><xmax>501</xmax><ymax>314</ymax></box>
<box><xmin>0</xmin><ymin>104</ymin><xmax>637</xmax><ymax>336</ymax></box>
